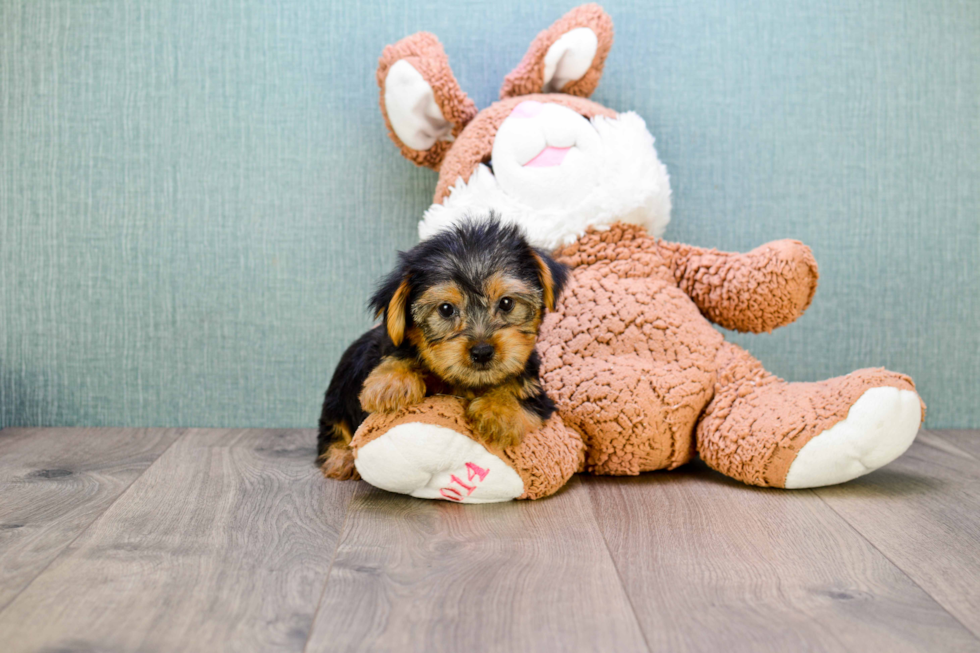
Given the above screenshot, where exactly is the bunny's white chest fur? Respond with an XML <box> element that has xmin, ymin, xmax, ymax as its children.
<box><xmin>420</xmin><ymin>111</ymin><xmax>673</xmax><ymax>251</ymax></box>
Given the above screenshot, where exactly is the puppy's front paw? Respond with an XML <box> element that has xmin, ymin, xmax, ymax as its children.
<box><xmin>360</xmin><ymin>363</ymin><xmax>426</xmax><ymax>413</ymax></box>
<box><xmin>466</xmin><ymin>393</ymin><xmax>540</xmax><ymax>449</ymax></box>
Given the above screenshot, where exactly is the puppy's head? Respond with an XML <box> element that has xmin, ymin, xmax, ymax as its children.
<box><xmin>370</xmin><ymin>216</ymin><xmax>568</xmax><ymax>388</ymax></box>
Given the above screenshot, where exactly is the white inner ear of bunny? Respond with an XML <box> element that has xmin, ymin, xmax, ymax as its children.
<box><xmin>542</xmin><ymin>27</ymin><xmax>599</xmax><ymax>92</ymax></box>
<box><xmin>384</xmin><ymin>59</ymin><xmax>453</xmax><ymax>151</ymax></box>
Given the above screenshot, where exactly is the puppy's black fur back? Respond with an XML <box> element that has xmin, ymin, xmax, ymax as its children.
<box><xmin>317</xmin><ymin>325</ymin><xmax>387</xmax><ymax>457</ymax></box>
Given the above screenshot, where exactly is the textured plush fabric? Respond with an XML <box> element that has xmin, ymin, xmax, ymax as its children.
<box><xmin>353</xmin><ymin>396</ymin><xmax>584</xmax><ymax>500</ymax></box>
<box><xmin>377</xmin><ymin>32</ymin><xmax>477</xmax><ymax>169</ymax></box>
<box><xmin>697</xmin><ymin>343</ymin><xmax>922</xmax><ymax>486</ymax></box>
<box><xmin>540</xmin><ymin>225</ymin><xmax>725</xmax><ymax>475</ymax></box>
<box><xmin>658</xmin><ymin>239</ymin><xmax>819</xmax><ymax>334</ymax></box>
<box><xmin>1</xmin><ymin>0</ymin><xmax>977</xmax><ymax>429</ymax></box>
<box><xmin>500</xmin><ymin>3</ymin><xmax>614</xmax><ymax>99</ymax></box>
<box><xmin>540</xmin><ymin>224</ymin><xmax>920</xmax><ymax>484</ymax></box>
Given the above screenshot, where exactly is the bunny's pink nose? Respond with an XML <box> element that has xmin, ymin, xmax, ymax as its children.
<box><xmin>510</xmin><ymin>100</ymin><xmax>544</xmax><ymax>119</ymax></box>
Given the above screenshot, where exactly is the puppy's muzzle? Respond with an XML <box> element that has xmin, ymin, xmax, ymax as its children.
<box><xmin>469</xmin><ymin>343</ymin><xmax>495</xmax><ymax>365</ymax></box>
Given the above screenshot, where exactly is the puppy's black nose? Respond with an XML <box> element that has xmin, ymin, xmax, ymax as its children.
<box><xmin>470</xmin><ymin>343</ymin><xmax>495</xmax><ymax>365</ymax></box>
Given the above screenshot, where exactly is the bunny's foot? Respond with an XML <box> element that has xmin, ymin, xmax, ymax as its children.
<box><xmin>697</xmin><ymin>343</ymin><xmax>923</xmax><ymax>488</ymax></box>
<box><xmin>350</xmin><ymin>396</ymin><xmax>584</xmax><ymax>503</ymax></box>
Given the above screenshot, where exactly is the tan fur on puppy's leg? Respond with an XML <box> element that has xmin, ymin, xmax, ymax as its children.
<box><xmin>319</xmin><ymin>442</ymin><xmax>360</xmax><ymax>480</ymax></box>
<box><xmin>319</xmin><ymin>421</ymin><xmax>360</xmax><ymax>480</ymax></box>
<box><xmin>466</xmin><ymin>384</ymin><xmax>542</xmax><ymax>449</ymax></box>
<box><xmin>360</xmin><ymin>356</ymin><xmax>427</xmax><ymax>413</ymax></box>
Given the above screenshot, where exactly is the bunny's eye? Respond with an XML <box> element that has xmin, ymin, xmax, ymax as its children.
<box><xmin>438</xmin><ymin>303</ymin><xmax>456</xmax><ymax>319</ymax></box>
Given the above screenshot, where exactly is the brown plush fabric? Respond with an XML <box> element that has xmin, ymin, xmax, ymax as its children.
<box><xmin>351</xmin><ymin>396</ymin><xmax>585</xmax><ymax>500</ymax></box>
<box><xmin>539</xmin><ymin>224</ymin><xmax>922</xmax><ymax>486</ymax></box>
<box><xmin>499</xmin><ymin>3</ymin><xmax>614</xmax><ymax>99</ymax></box>
<box><xmin>540</xmin><ymin>225</ymin><xmax>724</xmax><ymax>475</ymax></box>
<box><xmin>376</xmin><ymin>32</ymin><xmax>478</xmax><ymax>170</ymax></box>
<box><xmin>658</xmin><ymin>239</ymin><xmax>819</xmax><ymax>333</ymax></box>
<box><xmin>697</xmin><ymin>343</ymin><xmax>925</xmax><ymax>487</ymax></box>
<box><xmin>433</xmin><ymin>94</ymin><xmax>616</xmax><ymax>204</ymax></box>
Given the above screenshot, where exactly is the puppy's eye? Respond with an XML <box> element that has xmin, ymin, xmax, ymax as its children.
<box><xmin>498</xmin><ymin>297</ymin><xmax>514</xmax><ymax>313</ymax></box>
<box><xmin>437</xmin><ymin>303</ymin><xmax>456</xmax><ymax>319</ymax></box>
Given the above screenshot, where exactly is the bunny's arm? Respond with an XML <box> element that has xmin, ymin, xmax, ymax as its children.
<box><xmin>656</xmin><ymin>239</ymin><xmax>819</xmax><ymax>333</ymax></box>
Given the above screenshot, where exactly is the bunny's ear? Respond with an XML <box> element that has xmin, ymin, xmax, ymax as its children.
<box><xmin>500</xmin><ymin>4</ymin><xmax>613</xmax><ymax>100</ymax></box>
<box><xmin>377</xmin><ymin>32</ymin><xmax>477</xmax><ymax>170</ymax></box>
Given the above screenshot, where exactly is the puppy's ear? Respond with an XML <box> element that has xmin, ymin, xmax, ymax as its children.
<box><xmin>531</xmin><ymin>249</ymin><xmax>569</xmax><ymax>312</ymax></box>
<box><xmin>384</xmin><ymin>279</ymin><xmax>412</xmax><ymax>346</ymax></box>
<box><xmin>500</xmin><ymin>4</ymin><xmax>614</xmax><ymax>99</ymax></box>
<box><xmin>369</xmin><ymin>269</ymin><xmax>412</xmax><ymax>346</ymax></box>
<box><xmin>377</xmin><ymin>33</ymin><xmax>478</xmax><ymax>170</ymax></box>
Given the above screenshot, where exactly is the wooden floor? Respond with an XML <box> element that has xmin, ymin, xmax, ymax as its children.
<box><xmin>0</xmin><ymin>428</ymin><xmax>978</xmax><ymax>652</ymax></box>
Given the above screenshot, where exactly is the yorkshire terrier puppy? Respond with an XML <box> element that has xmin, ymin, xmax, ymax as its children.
<box><xmin>317</xmin><ymin>216</ymin><xmax>568</xmax><ymax>480</ymax></box>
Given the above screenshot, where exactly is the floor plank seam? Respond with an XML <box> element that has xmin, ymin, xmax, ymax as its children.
<box><xmin>811</xmin><ymin>485</ymin><xmax>980</xmax><ymax>643</ymax></box>
<box><xmin>584</xmin><ymin>479</ymin><xmax>654</xmax><ymax>653</ymax></box>
<box><xmin>301</xmin><ymin>481</ymin><xmax>358</xmax><ymax>653</ymax></box>
<box><xmin>0</xmin><ymin>428</ymin><xmax>188</xmax><ymax>618</ymax></box>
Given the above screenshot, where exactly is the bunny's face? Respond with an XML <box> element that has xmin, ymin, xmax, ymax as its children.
<box><xmin>376</xmin><ymin>4</ymin><xmax>672</xmax><ymax>251</ymax></box>
<box><xmin>490</xmin><ymin>100</ymin><xmax>603</xmax><ymax>209</ymax></box>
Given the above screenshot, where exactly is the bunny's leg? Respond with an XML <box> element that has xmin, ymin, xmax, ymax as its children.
<box><xmin>697</xmin><ymin>342</ymin><xmax>924</xmax><ymax>488</ymax></box>
<box><xmin>545</xmin><ymin>353</ymin><xmax>714</xmax><ymax>476</ymax></box>
<box><xmin>348</xmin><ymin>396</ymin><xmax>584</xmax><ymax>503</ymax></box>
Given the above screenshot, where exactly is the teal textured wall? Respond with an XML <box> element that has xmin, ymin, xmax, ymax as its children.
<box><xmin>1</xmin><ymin>0</ymin><xmax>977</xmax><ymax>428</ymax></box>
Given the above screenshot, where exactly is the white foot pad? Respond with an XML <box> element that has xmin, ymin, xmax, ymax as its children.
<box><xmin>784</xmin><ymin>386</ymin><xmax>922</xmax><ymax>489</ymax></box>
<box><xmin>354</xmin><ymin>422</ymin><xmax>524</xmax><ymax>503</ymax></box>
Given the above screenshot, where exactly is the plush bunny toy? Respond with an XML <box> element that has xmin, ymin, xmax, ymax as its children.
<box><xmin>334</xmin><ymin>4</ymin><xmax>924</xmax><ymax>503</ymax></box>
